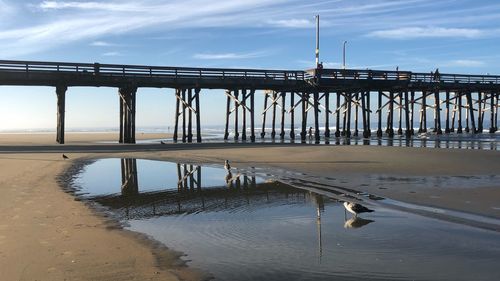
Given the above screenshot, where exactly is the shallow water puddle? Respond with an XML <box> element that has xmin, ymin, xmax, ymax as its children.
<box><xmin>70</xmin><ymin>158</ymin><xmax>500</xmax><ymax>281</ymax></box>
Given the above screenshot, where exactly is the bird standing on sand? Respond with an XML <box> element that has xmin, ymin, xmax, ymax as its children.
<box><xmin>224</xmin><ymin>160</ymin><xmax>231</xmax><ymax>171</ymax></box>
<box><xmin>343</xmin><ymin>201</ymin><xmax>374</xmax><ymax>217</ymax></box>
<box><xmin>62</xmin><ymin>154</ymin><xmax>69</xmax><ymax>160</ymax></box>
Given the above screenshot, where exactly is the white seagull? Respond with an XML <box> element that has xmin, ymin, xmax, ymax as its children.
<box><xmin>224</xmin><ymin>160</ymin><xmax>231</xmax><ymax>171</ymax></box>
<box><xmin>343</xmin><ymin>201</ymin><xmax>374</xmax><ymax>217</ymax></box>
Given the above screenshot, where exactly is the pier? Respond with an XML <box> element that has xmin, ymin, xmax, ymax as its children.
<box><xmin>0</xmin><ymin>59</ymin><xmax>498</xmax><ymax>144</ymax></box>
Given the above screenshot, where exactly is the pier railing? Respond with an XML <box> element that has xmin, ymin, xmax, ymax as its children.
<box><xmin>0</xmin><ymin>59</ymin><xmax>307</xmax><ymax>81</ymax></box>
<box><xmin>307</xmin><ymin>68</ymin><xmax>500</xmax><ymax>85</ymax></box>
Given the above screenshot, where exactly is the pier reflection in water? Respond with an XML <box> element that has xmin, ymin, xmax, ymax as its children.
<box><xmin>73</xmin><ymin>159</ymin><xmax>500</xmax><ymax>281</ymax></box>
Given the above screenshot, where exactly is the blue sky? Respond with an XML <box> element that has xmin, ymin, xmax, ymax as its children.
<box><xmin>1</xmin><ymin>0</ymin><xmax>500</xmax><ymax>131</ymax></box>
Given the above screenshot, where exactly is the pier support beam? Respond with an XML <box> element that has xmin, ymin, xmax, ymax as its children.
<box><xmin>280</xmin><ymin>92</ymin><xmax>286</xmax><ymax>140</ymax></box>
<box><xmin>457</xmin><ymin>93</ymin><xmax>463</xmax><ymax>133</ymax></box>
<box><xmin>314</xmin><ymin>92</ymin><xmax>320</xmax><ymax>143</ymax></box>
<box><xmin>398</xmin><ymin>93</ymin><xmax>403</xmax><ymax>135</ymax></box>
<box><xmin>324</xmin><ymin>92</ymin><xmax>330</xmax><ymax>138</ymax></box>
<box><xmin>410</xmin><ymin>91</ymin><xmax>415</xmax><ymax>135</ymax></box>
<box><xmin>404</xmin><ymin>91</ymin><xmax>411</xmax><ymax>137</ymax></box>
<box><xmin>445</xmin><ymin>91</ymin><xmax>450</xmax><ymax>133</ymax></box>
<box><xmin>346</xmin><ymin>93</ymin><xmax>352</xmax><ymax>138</ymax></box>
<box><xmin>478</xmin><ymin>92</ymin><xmax>483</xmax><ymax>133</ymax></box>
<box><xmin>119</xmin><ymin>85</ymin><xmax>137</xmax><ymax>144</ymax></box>
<box><xmin>290</xmin><ymin>92</ymin><xmax>295</xmax><ymax>139</ymax></box>
<box><xmin>361</xmin><ymin>91</ymin><xmax>368</xmax><ymax>138</ymax></box>
<box><xmin>434</xmin><ymin>91</ymin><xmax>442</xmax><ymax>134</ymax></box>
<box><xmin>301</xmin><ymin>92</ymin><xmax>308</xmax><ymax>143</ymax></box>
<box><xmin>335</xmin><ymin>92</ymin><xmax>341</xmax><ymax>137</ymax></box>
<box><xmin>354</xmin><ymin>92</ymin><xmax>359</xmax><ymax>137</ymax></box>
<box><xmin>261</xmin><ymin>92</ymin><xmax>269</xmax><ymax>138</ymax></box>
<box><xmin>56</xmin><ymin>85</ymin><xmax>67</xmax><ymax>144</ymax></box>
<box><xmin>490</xmin><ymin>92</ymin><xmax>497</xmax><ymax>134</ymax></box>
<box><xmin>388</xmin><ymin>91</ymin><xmax>394</xmax><ymax>138</ymax></box>
<box><xmin>173</xmin><ymin>88</ymin><xmax>202</xmax><ymax>143</ymax></box>
<box><xmin>234</xmin><ymin>90</ymin><xmax>240</xmax><ymax>140</ymax></box>
<box><xmin>466</xmin><ymin>92</ymin><xmax>476</xmax><ymax>134</ymax></box>
<box><xmin>242</xmin><ymin>89</ymin><xmax>247</xmax><ymax>141</ymax></box>
<box><xmin>250</xmin><ymin>89</ymin><xmax>255</xmax><ymax>142</ymax></box>
<box><xmin>377</xmin><ymin>91</ymin><xmax>383</xmax><ymax>137</ymax></box>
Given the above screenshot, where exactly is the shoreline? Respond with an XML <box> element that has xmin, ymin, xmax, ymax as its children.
<box><xmin>1</xmin><ymin>133</ymin><xmax>499</xmax><ymax>280</ymax></box>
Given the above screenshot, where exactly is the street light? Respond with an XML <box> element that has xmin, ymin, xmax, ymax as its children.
<box><xmin>343</xmin><ymin>41</ymin><xmax>347</xmax><ymax>69</ymax></box>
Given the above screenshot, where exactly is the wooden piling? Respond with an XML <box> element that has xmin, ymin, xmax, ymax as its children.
<box><xmin>342</xmin><ymin>93</ymin><xmax>347</xmax><ymax>136</ymax></box>
<box><xmin>404</xmin><ymin>91</ymin><xmax>411</xmax><ymax>137</ymax></box>
<box><xmin>173</xmin><ymin>89</ymin><xmax>180</xmax><ymax>142</ymax></box>
<box><xmin>410</xmin><ymin>91</ymin><xmax>415</xmax><ymax>135</ymax></box>
<box><xmin>465</xmin><ymin>94</ymin><xmax>470</xmax><ymax>133</ymax></box>
<box><xmin>290</xmin><ymin>92</ymin><xmax>295</xmax><ymax>139</ymax></box>
<box><xmin>280</xmin><ymin>92</ymin><xmax>286</xmax><ymax>140</ymax></box>
<box><xmin>224</xmin><ymin>90</ymin><xmax>231</xmax><ymax>140</ymax></box>
<box><xmin>234</xmin><ymin>89</ymin><xmax>239</xmax><ymax>140</ymax></box>
<box><xmin>435</xmin><ymin>91</ymin><xmax>442</xmax><ymax>134</ymax></box>
<box><xmin>478</xmin><ymin>92</ymin><xmax>483</xmax><ymax>132</ymax></box>
<box><xmin>335</xmin><ymin>92</ymin><xmax>341</xmax><ymax>137</ymax></box>
<box><xmin>261</xmin><ymin>92</ymin><xmax>268</xmax><ymax>138</ymax></box>
<box><xmin>457</xmin><ymin>93</ymin><xmax>463</xmax><ymax>133</ymax></box>
<box><xmin>187</xmin><ymin>88</ymin><xmax>193</xmax><ymax>143</ymax></box>
<box><xmin>388</xmin><ymin>91</ymin><xmax>394</xmax><ymax>137</ymax></box>
<box><xmin>242</xmin><ymin>89</ymin><xmax>247</xmax><ymax>141</ymax></box>
<box><xmin>398</xmin><ymin>93</ymin><xmax>403</xmax><ymax>135</ymax></box>
<box><xmin>325</xmin><ymin>92</ymin><xmax>330</xmax><ymax>138</ymax></box>
<box><xmin>466</xmin><ymin>92</ymin><xmax>476</xmax><ymax>133</ymax></box>
<box><xmin>182</xmin><ymin>89</ymin><xmax>187</xmax><ymax>143</ymax></box>
<box><xmin>301</xmin><ymin>92</ymin><xmax>307</xmax><ymax>142</ymax></box>
<box><xmin>346</xmin><ymin>93</ymin><xmax>352</xmax><ymax>138</ymax></box>
<box><xmin>314</xmin><ymin>91</ymin><xmax>320</xmax><ymax>143</ymax></box>
<box><xmin>366</xmin><ymin>91</ymin><xmax>371</xmax><ymax>136</ymax></box>
<box><xmin>361</xmin><ymin>91</ymin><xmax>368</xmax><ymax>138</ymax></box>
<box><xmin>195</xmin><ymin>88</ymin><xmax>202</xmax><ymax>143</ymax></box>
<box><xmin>56</xmin><ymin>85</ymin><xmax>67</xmax><ymax>144</ymax></box>
<box><xmin>250</xmin><ymin>89</ymin><xmax>256</xmax><ymax>142</ymax></box>
<box><xmin>445</xmin><ymin>90</ymin><xmax>450</xmax><ymax>133</ymax></box>
<box><xmin>377</xmin><ymin>91</ymin><xmax>382</xmax><ymax>137</ymax></box>
<box><xmin>354</xmin><ymin>92</ymin><xmax>359</xmax><ymax>137</ymax></box>
<box><xmin>422</xmin><ymin>91</ymin><xmax>427</xmax><ymax>133</ymax></box>
<box><xmin>271</xmin><ymin>91</ymin><xmax>277</xmax><ymax>139</ymax></box>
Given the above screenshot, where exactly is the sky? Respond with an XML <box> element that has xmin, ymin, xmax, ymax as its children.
<box><xmin>1</xmin><ymin>0</ymin><xmax>500</xmax><ymax>131</ymax></box>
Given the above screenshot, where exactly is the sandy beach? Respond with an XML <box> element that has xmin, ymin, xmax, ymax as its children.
<box><xmin>1</xmin><ymin>132</ymin><xmax>499</xmax><ymax>280</ymax></box>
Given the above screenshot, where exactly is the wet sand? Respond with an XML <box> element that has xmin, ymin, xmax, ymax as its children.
<box><xmin>0</xmin><ymin>133</ymin><xmax>499</xmax><ymax>280</ymax></box>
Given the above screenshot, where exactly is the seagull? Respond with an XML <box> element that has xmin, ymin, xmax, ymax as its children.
<box><xmin>224</xmin><ymin>160</ymin><xmax>231</xmax><ymax>171</ymax></box>
<box><xmin>343</xmin><ymin>201</ymin><xmax>374</xmax><ymax>217</ymax></box>
<box><xmin>160</xmin><ymin>140</ymin><xmax>166</xmax><ymax>144</ymax></box>
<box><xmin>62</xmin><ymin>154</ymin><xmax>69</xmax><ymax>160</ymax></box>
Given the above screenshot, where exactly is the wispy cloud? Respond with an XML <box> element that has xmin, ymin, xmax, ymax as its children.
<box><xmin>193</xmin><ymin>51</ymin><xmax>269</xmax><ymax>60</ymax></box>
<box><xmin>267</xmin><ymin>19</ymin><xmax>313</xmax><ymax>28</ymax></box>
<box><xmin>445</xmin><ymin>59</ymin><xmax>485</xmax><ymax>67</ymax></box>
<box><xmin>1</xmin><ymin>0</ymin><xmax>499</xmax><ymax>58</ymax></box>
<box><xmin>102</xmin><ymin>51</ymin><xmax>122</xmax><ymax>57</ymax></box>
<box><xmin>367</xmin><ymin>27</ymin><xmax>484</xmax><ymax>39</ymax></box>
<box><xmin>90</xmin><ymin>41</ymin><xmax>114</xmax><ymax>47</ymax></box>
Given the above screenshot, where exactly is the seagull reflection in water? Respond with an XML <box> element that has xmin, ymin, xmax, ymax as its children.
<box><xmin>344</xmin><ymin>217</ymin><xmax>374</xmax><ymax>229</ymax></box>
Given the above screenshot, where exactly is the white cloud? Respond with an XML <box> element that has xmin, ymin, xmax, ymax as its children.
<box><xmin>193</xmin><ymin>51</ymin><xmax>268</xmax><ymax>60</ymax></box>
<box><xmin>446</xmin><ymin>59</ymin><xmax>485</xmax><ymax>67</ymax></box>
<box><xmin>90</xmin><ymin>41</ymin><xmax>114</xmax><ymax>47</ymax></box>
<box><xmin>39</xmin><ymin>1</ymin><xmax>140</xmax><ymax>12</ymax></box>
<box><xmin>367</xmin><ymin>27</ymin><xmax>484</xmax><ymax>39</ymax></box>
<box><xmin>102</xmin><ymin>51</ymin><xmax>122</xmax><ymax>56</ymax></box>
<box><xmin>267</xmin><ymin>19</ymin><xmax>313</xmax><ymax>28</ymax></box>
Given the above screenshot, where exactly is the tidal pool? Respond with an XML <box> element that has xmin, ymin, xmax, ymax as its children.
<box><xmin>70</xmin><ymin>158</ymin><xmax>500</xmax><ymax>281</ymax></box>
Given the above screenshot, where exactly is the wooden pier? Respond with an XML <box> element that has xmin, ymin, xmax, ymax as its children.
<box><xmin>0</xmin><ymin>59</ymin><xmax>498</xmax><ymax>144</ymax></box>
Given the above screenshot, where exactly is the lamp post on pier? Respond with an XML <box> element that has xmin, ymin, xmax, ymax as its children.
<box><xmin>343</xmin><ymin>40</ymin><xmax>348</xmax><ymax>69</ymax></box>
